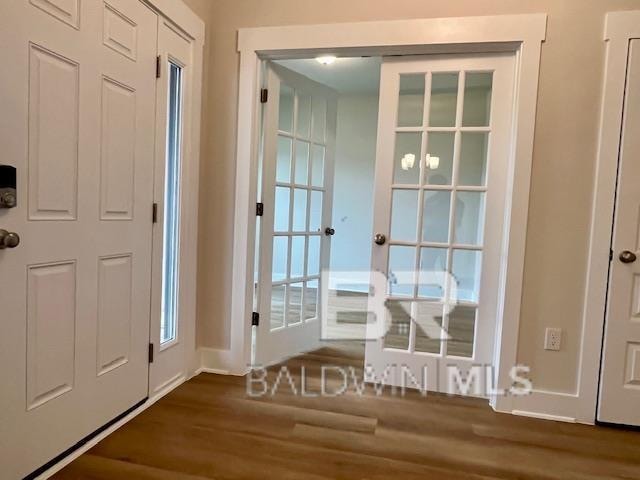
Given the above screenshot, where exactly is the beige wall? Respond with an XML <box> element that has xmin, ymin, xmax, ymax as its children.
<box><xmin>182</xmin><ymin>0</ymin><xmax>639</xmax><ymax>394</ymax></box>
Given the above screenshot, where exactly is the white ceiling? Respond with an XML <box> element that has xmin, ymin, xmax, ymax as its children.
<box><xmin>275</xmin><ymin>57</ymin><xmax>382</xmax><ymax>94</ymax></box>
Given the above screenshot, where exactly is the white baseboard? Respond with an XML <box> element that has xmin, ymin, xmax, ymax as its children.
<box><xmin>502</xmin><ymin>389</ymin><xmax>592</xmax><ymax>424</ymax></box>
<box><xmin>199</xmin><ymin>347</ymin><xmax>239</xmax><ymax>375</ymax></box>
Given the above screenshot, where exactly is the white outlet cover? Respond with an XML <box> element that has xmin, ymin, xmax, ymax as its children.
<box><xmin>544</xmin><ymin>328</ymin><xmax>562</xmax><ymax>351</ymax></box>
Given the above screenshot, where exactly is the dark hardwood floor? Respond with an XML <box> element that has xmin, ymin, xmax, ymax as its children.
<box><xmin>54</xmin><ymin>343</ymin><xmax>640</xmax><ymax>479</ymax></box>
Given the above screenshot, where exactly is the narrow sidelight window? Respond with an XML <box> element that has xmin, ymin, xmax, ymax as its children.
<box><xmin>161</xmin><ymin>62</ymin><xmax>183</xmax><ymax>344</ymax></box>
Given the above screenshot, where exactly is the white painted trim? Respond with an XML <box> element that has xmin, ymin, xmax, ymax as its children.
<box><xmin>142</xmin><ymin>0</ymin><xmax>204</xmax><ymax>43</ymax></box>
<box><xmin>578</xmin><ymin>11</ymin><xmax>640</xmax><ymax>425</ymax></box>
<box><xmin>199</xmin><ymin>347</ymin><xmax>243</xmax><ymax>375</ymax></box>
<box><xmin>230</xmin><ymin>14</ymin><xmax>547</xmax><ymax>413</ymax></box>
<box><xmin>35</xmin><ymin>369</ymin><xmax>198</xmax><ymax>480</ymax></box>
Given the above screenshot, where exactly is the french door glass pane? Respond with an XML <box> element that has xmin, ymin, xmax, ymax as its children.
<box><xmin>311</xmin><ymin>144</ymin><xmax>325</xmax><ymax>187</ymax></box>
<box><xmin>160</xmin><ymin>62</ymin><xmax>183</xmax><ymax>345</ymax></box>
<box><xmin>276</xmin><ymin>136</ymin><xmax>292</xmax><ymax>183</ymax></box>
<box><xmin>312</xmin><ymin>97</ymin><xmax>327</xmax><ymax>143</ymax></box>
<box><xmin>288</xmin><ymin>283</ymin><xmax>303</xmax><ymax>325</ymax></box>
<box><xmin>294</xmin><ymin>140</ymin><xmax>310</xmax><ymax>185</ymax></box>
<box><xmin>388</xmin><ymin>246</ymin><xmax>416</xmax><ymax>297</ymax></box>
<box><xmin>393</xmin><ymin>132</ymin><xmax>422</xmax><ymax>185</ymax></box>
<box><xmin>290</xmin><ymin>236</ymin><xmax>306</xmax><ymax>278</ymax></box>
<box><xmin>274</xmin><ymin>186</ymin><xmax>290</xmax><ymax>232</ymax></box>
<box><xmin>454</xmin><ymin>192</ymin><xmax>485</xmax><ymax>246</ymax></box>
<box><xmin>451</xmin><ymin>249</ymin><xmax>482</xmax><ymax>303</ymax></box>
<box><xmin>270</xmin><ymin>285</ymin><xmax>286</xmax><ymax>329</ymax></box>
<box><xmin>309</xmin><ymin>191</ymin><xmax>323</xmax><ymax>232</ymax></box>
<box><xmin>425</xmin><ymin>132</ymin><xmax>454</xmax><ymax>186</ymax></box>
<box><xmin>418</xmin><ymin>247</ymin><xmax>447</xmax><ymax>299</ymax></box>
<box><xmin>414</xmin><ymin>302</ymin><xmax>444</xmax><ymax>354</ymax></box>
<box><xmin>278</xmin><ymin>84</ymin><xmax>294</xmax><ymax>133</ymax></box>
<box><xmin>447</xmin><ymin>306</ymin><xmax>476</xmax><ymax>357</ymax></box>
<box><xmin>304</xmin><ymin>279</ymin><xmax>318</xmax><ymax>320</ymax></box>
<box><xmin>307</xmin><ymin>235</ymin><xmax>320</xmax><ymax>276</ymax></box>
<box><xmin>422</xmin><ymin>190</ymin><xmax>451</xmax><ymax>243</ymax></box>
<box><xmin>384</xmin><ymin>300</ymin><xmax>412</xmax><ymax>350</ymax></box>
<box><xmin>292</xmin><ymin>188</ymin><xmax>307</xmax><ymax>231</ymax></box>
<box><xmin>429</xmin><ymin>73</ymin><xmax>458</xmax><ymax>127</ymax></box>
<box><xmin>462</xmin><ymin>72</ymin><xmax>493</xmax><ymax>127</ymax></box>
<box><xmin>459</xmin><ymin>132</ymin><xmax>489</xmax><ymax>186</ymax></box>
<box><xmin>297</xmin><ymin>93</ymin><xmax>312</xmax><ymax>138</ymax></box>
<box><xmin>397</xmin><ymin>74</ymin><xmax>425</xmax><ymax>127</ymax></box>
<box><xmin>391</xmin><ymin>189</ymin><xmax>418</xmax><ymax>242</ymax></box>
<box><xmin>272</xmin><ymin>236</ymin><xmax>288</xmax><ymax>281</ymax></box>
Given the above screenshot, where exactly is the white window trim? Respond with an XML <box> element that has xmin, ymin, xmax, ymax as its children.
<box><xmin>229</xmin><ymin>14</ymin><xmax>546</xmax><ymax>415</ymax></box>
<box><xmin>579</xmin><ymin>11</ymin><xmax>640</xmax><ymax>425</ymax></box>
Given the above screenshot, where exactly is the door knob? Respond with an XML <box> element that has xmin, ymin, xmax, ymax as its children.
<box><xmin>0</xmin><ymin>229</ymin><xmax>20</xmax><ymax>249</ymax></box>
<box><xmin>374</xmin><ymin>233</ymin><xmax>386</xmax><ymax>245</ymax></box>
<box><xmin>619</xmin><ymin>250</ymin><xmax>637</xmax><ymax>264</ymax></box>
<box><xmin>324</xmin><ymin>227</ymin><xmax>335</xmax><ymax>236</ymax></box>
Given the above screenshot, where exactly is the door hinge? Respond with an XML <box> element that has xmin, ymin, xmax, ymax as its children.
<box><xmin>152</xmin><ymin>202</ymin><xmax>158</xmax><ymax>223</ymax></box>
<box><xmin>156</xmin><ymin>55</ymin><xmax>161</xmax><ymax>79</ymax></box>
<box><xmin>256</xmin><ymin>202</ymin><xmax>264</xmax><ymax>216</ymax></box>
<box><xmin>252</xmin><ymin>312</ymin><xmax>260</xmax><ymax>326</ymax></box>
<box><xmin>148</xmin><ymin>343</ymin><xmax>154</xmax><ymax>363</ymax></box>
<box><xmin>260</xmin><ymin>88</ymin><xmax>268</xmax><ymax>103</ymax></box>
<box><xmin>609</xmin><ymin>249</ymin><xmax>614</xmax><ymax>262</ymax></box>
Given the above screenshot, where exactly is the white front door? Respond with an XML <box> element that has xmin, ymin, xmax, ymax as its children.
<box><xmin>0</xmin><ymin>1</ymin><xmax>157</xmax><ymax>477</ymax></box>
<box><xmin>255</xmin><ymin>63</ymin><xmax>337</xmax><ymax>367</ymax></box>
<box><xmin>365</xmin><ymin>54</ymin><xmax>515</xmax><ymax>394</ymax></box>
<box><xmin>599</xmin><ymin>39</ymin><xmax>640</xmax><ymax>427</ymax></box>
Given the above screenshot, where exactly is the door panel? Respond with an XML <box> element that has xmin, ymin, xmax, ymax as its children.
<box><xmin>365</xmin><ymin>54</ymin><xmax>515</xmax><ymax>394</ymax></box>
<box><xmin>0</xmin><ymin>1</ymin><xmax>157</xmax><ymax>477</ymax></box>
<box><xmin>599</xmin><ymin>39</ymin><xmax>640</xmax><ymax>426</ymax></box>
<box><xmin>149</xmin><ymin>19</ymin><xmax>194</xmax><ymax>395</ymax></box>
<box><xmin>256</xmin><ymin>63</ymin><xmax>337</xmax><ymax>367</ymax></box>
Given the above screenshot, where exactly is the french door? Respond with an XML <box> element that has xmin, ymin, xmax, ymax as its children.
<box><xmin>255</xmin><ymin>63</ymin><xmax>337</xmax><ymax>366</ymax></box>
<box><xmin>599</xmin><ymin>39</ymin><xmax>640</xmax><ymax>426</ymax></box>
<box><xmin>0</xmin><ymin>1</ymin><xmax>157</xmax><ymax>477</ymax></box>
<box><xmin>365</xmin><ymin>54</ymin><xmax>515</xmax><ymax>394</ymax></box>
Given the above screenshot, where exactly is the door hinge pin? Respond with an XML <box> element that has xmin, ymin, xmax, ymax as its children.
<box><xmin>252</xmin><ymin>312</ymin><xmax>260</xmax><ymax>326</ymax></box>
<box><xmin>152</xmin><ymin>202</ymin><xmax>158</xmax><ymax>223</ymax></box>
<box><xmin>260</xmin><ymin>88</ymin><xmax>268</xmax><ymax>103</ymax></box>
<box><xmin>256</xmin><ymin>202</ymin><xmax>264</xmax><ymax>217</ymax></box>
<box><xmin>156</xmin><ymin>55</ymin><xmax>161</xmax><ymax>79</ymax></box>
<box><xmin>148</xmin><ymin>343</ymin><xmax>154</xmax><ymax>363</ymax></box>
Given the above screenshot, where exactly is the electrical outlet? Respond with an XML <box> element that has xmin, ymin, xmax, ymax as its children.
<box><xmin>544</xmin><ymin>328</ymin><xmax>562</xmax><ymax>351</ymax></box>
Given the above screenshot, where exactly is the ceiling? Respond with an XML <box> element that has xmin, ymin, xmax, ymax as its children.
<box><xmin>275</xmin><ymin>56</ymin><xmax>382</xmax><ymax>94</ymax></box>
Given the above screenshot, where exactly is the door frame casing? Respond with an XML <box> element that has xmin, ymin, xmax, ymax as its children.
<box><xmin>582</xmin><ymin>11</ymin><xmax>640</xmax><ymax>425</ymax></box>
<box><xmin>230</xmin><ymin>14</ymin><xmax>546</xmax><ymax>415</ymax></box>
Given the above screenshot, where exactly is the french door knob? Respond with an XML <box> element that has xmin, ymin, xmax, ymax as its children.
<box><xmin>619</xmin><ymin>250</ymin><xmax>637</xmax><ymax>264</ymax></box>
<box><xmin>0</xmin><ymin>229</ymin><xmax>20</xmax><ymax>249</ymax></box>
<box><xmin>374</xmin><ymin>233</ymin><xmax>386</xmax><ymax>245</ymax></box>
<box><xmin>324</xmin><ymin>227</ymin><xmax>335</xmax><ymax>236</ymax></box>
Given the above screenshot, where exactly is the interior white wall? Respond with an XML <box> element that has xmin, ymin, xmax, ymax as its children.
<box><xmin>329</xmin><ymin>94</ymin><xmax>379</xmax><ymax>288</ymax></box>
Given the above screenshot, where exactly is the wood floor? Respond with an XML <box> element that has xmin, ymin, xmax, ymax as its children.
<box><xmin>54</xmin><ymin>343</ymin><xmax>640</xmax><ymax>479</ymax></box>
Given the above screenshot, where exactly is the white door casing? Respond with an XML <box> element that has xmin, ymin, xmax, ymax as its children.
<box><xmin>149</xmin><ymin>18</ymin><xmax>196</xmax><ymax>395</ymax></box>
<box><xmin>598</xmin><ymin>39</ymin><xmax>640</xmax><ymax>426</ymax></box>
<box><xmin>0</xmin><ymin>0</ymin><xmax>157</xmax><ymax>478</ymax></box>
<box><xmin>365</xmin><ymin>53</ymin><xmax>515</xmax><ymax>394</ymax></box>
<box><xmin>255</xmin><ymin>63</ymin><xmax>337</xmax><ymax>367</ymax></box>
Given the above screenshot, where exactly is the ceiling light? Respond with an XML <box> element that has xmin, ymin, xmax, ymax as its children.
<box><xmin>316</xmin><ymin>55</ymin><xmax>337</xmax><ymax>65</ymax></box>
<box><xmin>426</xmin><ymin>154</ymin><xmax>440</xmax><ymax>170</ymax></box>
<box><xmin>401</xmin><ymin>153</ymin><xmax>416</xmax><ymax>171</ymax></box>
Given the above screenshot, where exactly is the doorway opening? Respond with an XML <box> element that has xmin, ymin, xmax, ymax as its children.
<box><xmin>252</xmin><ymin>50</ymin><xmax>514</xmax><ymax>400</ymax></box>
